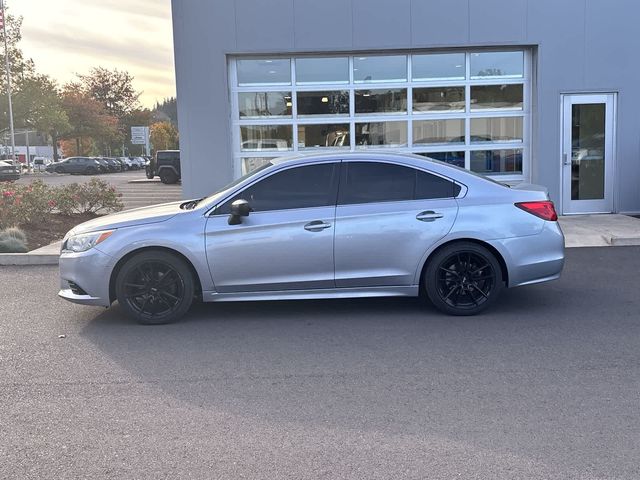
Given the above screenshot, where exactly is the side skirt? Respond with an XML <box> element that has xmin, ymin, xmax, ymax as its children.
<box><xmin>202</xmin><ymin>286</ymin><xmax>420</xmax><ymax>303</ymax></box>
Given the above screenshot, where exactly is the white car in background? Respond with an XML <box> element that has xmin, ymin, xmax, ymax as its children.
<box><xmin>33</xmin><ymin>157</ymin><xmax>52</xmax><ymax>171</ymax></box>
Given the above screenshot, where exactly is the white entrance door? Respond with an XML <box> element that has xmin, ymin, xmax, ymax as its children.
<box><xmin>561</xmin><ymin>94</ymin><xmax>616</xmax><ymax>214</ymax></box>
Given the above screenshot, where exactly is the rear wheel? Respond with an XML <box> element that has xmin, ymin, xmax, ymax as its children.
<box><xmin>115</xmin><ymin>251</ymin><xmax>195</xmax><ymax>325</ymax></box>
<box><xmin>159</xmin><ymin>169</ymin><xmax>178</xmax><ymax>184</ymax></box>
<box><xmin>424</xmin><ymin>242</ymin><xmax>503</xmax><ymax>316</ymax></box>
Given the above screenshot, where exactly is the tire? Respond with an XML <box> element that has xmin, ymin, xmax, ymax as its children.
<box><xmin>159</xmin><ymin>169</ymin><xmax>178</xmax><ymax>184</ymax></box>
<box><xmin>145</xmin><ymin>166</ymin><xmax>154</xmax><ymax>179</ymax></box>
<box><xmin>424</xmin><ymin>242</ymin><xmax>504</xmax><ymax>316</ymax></box>
<box><xmin>115</xmin><ymin>250</ymin><xmax>195</xmax><ymax>325</ymax></box>
<box><xmin>55</xmin><ymin>167</ymin><xmax>64</xmax><ymax>174</ymax></box>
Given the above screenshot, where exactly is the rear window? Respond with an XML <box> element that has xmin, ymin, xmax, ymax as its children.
<box><xmin>157</xmin><ymin>152</ymin><xmax>180</xmax><ymax>161</ymax></box>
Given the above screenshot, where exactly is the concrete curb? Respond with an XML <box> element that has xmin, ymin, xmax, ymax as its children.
<box><xmin>0</xmin><ymin>253</ymin><xmax>59</xmax><ymax>266</ymax></box>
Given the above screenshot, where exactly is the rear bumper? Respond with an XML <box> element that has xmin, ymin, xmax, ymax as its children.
<box><xmin>491</xmin><ymin>221</ymin><xmax>565</xmax><ymax>288</ymax></box>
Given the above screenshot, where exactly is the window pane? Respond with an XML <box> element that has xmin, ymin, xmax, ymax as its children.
<box><xmin>415</xmin><ymin>170</ymin><xmax>459</xmax><ymax>199</ymax></box>
<box><xmin>471</xmin><ymin>117</ymin><xmax>523</xmax><ymax>143</ymax></box>
<box><xmin>240</xmin><ymin>125</ymin><xmax>293</xmax><ymax>151</ymax></box>
<box><xmin>339</xmin><ymin>162</ymin><xmax>414</xmax><ymax>204</ymax></box>
<box><xmin>355</xmin><ymin>89</ymin><xmax>407</xmax><ymax>114</ymax></box>
<box><xmin>470</xmin><ymin>51</ymin><xmax>524</xmax><ymax>78</ymax></box>
<box><xmin>571</xmin><ymin>103</ymin><xmax>606</xmax><ymax>200</ymax></box>
<box><xmin>238</xmin><ymin>92</ymin><xmax>292</xmax><ymax>118</ymax></box>
<box><xmin>297</xmin><ymin>91</ymin><xmax>349</xmax><ymax>116</ymax></box>
<box><xmin>353</xmin><ymin>55</ymin><xmax>407</xmax><ymax>83</ymax></box>
<box><xmin>413</xmin><ymin>119</ymin><xmax>465</xmax><ymax>145</ymax></box>
<box><xmin>225</xmin><ymin>164</ymin><xmax>337</xmax><ymax>212</ymax></box>
<box><xmin>470</xmin><ymin>149</ymin><xmax>523</xmax><ymax>175</ymax></box>
<box><xmin>298</xmin><ymin>124</ymin><xmax>350</xmax><ymax>149</ymax></box>
<box><xmin>237</xmin><ymin>59</ymin><xmax>291</xmax><ymax>85</ymax></box>
<box><xmin>471</xmin><ymin>84</ymin><xmax>523</xmax><ymax>110</ymax></box>
<box><xmin>416</xmin><ymin>151</ymin><xmax>466</xmax><ymax>169</ymax></box>
<box><xmin>413</xmin><ymin>87</ymin><xmax>465</xmax><ymax>113</ymax></box>
<box><xmin>355</xmin><ymin>122</ymin><xmax>407</xmax><ymax>147</ymax></box>
<box><xmin>241</xmin><ymin>157</ymin><xmax>273</xmax><ymax>175</ymax></box>
<box><xmin>296</xmin><ymin>57</ymin><xmax>349</xmax><ymax>84</ymax></box>
<box><xmin>412</xmin><ymin>53</ymin><xmax>465</xmax><ymax>81</ymax></box>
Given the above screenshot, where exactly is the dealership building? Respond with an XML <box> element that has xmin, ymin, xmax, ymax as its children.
<box><xmin>171</xmin><ymin>0</ymin><xmax>640</xmax><ymax>215</ymax></box>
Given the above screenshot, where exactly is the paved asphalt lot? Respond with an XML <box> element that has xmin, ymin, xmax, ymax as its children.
<box><xmin>17</xmin><ymin>170</ymin><xmax>146</xmax><ymax>187</ymax></box>
<box><xmin>1</xmin><ymin>247</ymin><xmax>639</xmax><ymax>479</ymax></box>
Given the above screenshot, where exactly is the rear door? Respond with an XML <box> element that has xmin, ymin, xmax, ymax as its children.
<box><xmin>334</xmin><ymin>161</ymin><xmax>459</xmax><ymax>287</ymax></box>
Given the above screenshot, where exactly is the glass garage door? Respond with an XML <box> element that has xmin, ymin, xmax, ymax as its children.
<box><xmin>228</xmin><ymin>50</ymin><xmax>530</xmax><ymax>182</ymax></box>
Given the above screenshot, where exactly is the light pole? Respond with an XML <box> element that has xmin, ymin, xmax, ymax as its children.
<box><xmin>0</xmin><ymin>0</ymin><xmax>16</xmax><ymax>172</ymax></box>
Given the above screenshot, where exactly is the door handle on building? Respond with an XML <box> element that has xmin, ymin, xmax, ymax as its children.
<box><xmin>563</xmin><ymin>153</ymin><xmax>570</xmax><ymax>166</ymax></box>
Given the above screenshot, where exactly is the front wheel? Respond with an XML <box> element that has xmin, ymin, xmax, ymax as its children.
<box><xmin>115</xmin><ymin>251</ymin><xmax>195</xmax><ymax>324</ymax></box>
<box><xmin>424</xmin><ymin>242</ymin><xmax>504</xmax><ymax>316</ymax></box>
<box><xmin>145</xmin><ymin>166</ymin><xmax>154</xmax><ymax>179</ymax></box>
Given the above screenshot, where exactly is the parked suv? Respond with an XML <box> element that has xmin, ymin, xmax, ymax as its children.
<box><xmin>45</xmin><ymin>157</ymin><xmax>102</xmax><ymax>175</ymax></box>
<box><xmin>147</xmin><ymin>150</ymin><xmax>180</xmax><ymax>184</ymax></box>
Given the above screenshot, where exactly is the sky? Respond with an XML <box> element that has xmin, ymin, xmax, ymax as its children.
<box><xmin>10</xmin><ymin>0</ymin><xmax>176</xmax><ymax>107</ymax></box>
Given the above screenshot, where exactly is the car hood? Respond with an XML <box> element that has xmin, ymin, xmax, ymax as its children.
<box><xmin>68</xmin><ymin>200</ymin><xmax>187</xmax><ymax>236</ymax></box>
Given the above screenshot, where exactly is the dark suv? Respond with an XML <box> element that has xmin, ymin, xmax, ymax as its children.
<box><xmin>46</xmin><ymin>157</ymin><xmax>103</xmax><ymax>175</ymax></box>
<box><xmin>147</xmin><ymin>150</ymin><xmax>181</xmax><ymax>184</ymax></box>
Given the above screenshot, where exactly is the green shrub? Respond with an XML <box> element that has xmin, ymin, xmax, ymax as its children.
<box><xmin>54</xmin><ymin>179</ymin><xmax>124</xmax><ymax>215</ymax></box>
<box><xmin>0</xmin><ymin>235</ymin><xmax>28</xmax><ymax>253</ymax></box>
<box><xmin>0</xmin><ymin>179</ymin><xmax>123</xmax><ymax>228</ymax></box>
<box><xmin>1</xmin><ymin>226</ymin><xmax>27</xmax><ymax>243</ymax></box>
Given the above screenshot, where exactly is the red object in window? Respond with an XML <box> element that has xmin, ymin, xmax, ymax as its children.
<box><xmin>515</xmin><ymin>201</ymin><xmax>558</xmax><ymax>221</ymax></box>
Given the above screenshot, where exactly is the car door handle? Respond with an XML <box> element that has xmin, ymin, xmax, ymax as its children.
<box><xmin>304</xmin><ymin>220</ymin><xmax>332</xmax><ymax>232</ymax></box>
<box><xmin>416</xmin><ymin>211</ymin><xmax>444</xmax><ymax>222</ymax></box>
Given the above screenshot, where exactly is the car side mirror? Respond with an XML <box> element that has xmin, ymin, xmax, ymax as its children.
<box><xmin>228</xmin><ymin>199</ymin><xmax>252</xmax><ymax>225</ymax></box>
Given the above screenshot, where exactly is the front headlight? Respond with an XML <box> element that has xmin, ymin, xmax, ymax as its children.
<box><xmin>62</xmin><ymin>230</ymin><xmax>114</xmax><ymax>253</ymax></box>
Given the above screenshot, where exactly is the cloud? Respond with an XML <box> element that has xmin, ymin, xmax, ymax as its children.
<box><xmin>11</xmin><ymin>0</ymin><xmax>176</xmax><ymax>105</ymax></box>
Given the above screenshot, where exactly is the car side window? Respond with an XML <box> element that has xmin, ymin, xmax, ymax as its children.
<box><xmin>338</xmin><ymin>161</ymin><xmax>459</xmax><ymax>205</ymax></box>
<box><xmin>218</xmin><ymin>163</ymin><xmax>338</xmax><ymax>213</ymax></box>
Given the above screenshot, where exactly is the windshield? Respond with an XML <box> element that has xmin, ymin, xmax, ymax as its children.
<box><xmin>201</xmin><ymin>162</ymin><xmax>274</xmax><ymax>205</ymax></box>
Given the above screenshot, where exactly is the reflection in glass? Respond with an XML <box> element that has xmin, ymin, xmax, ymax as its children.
<box><xmin>297</xmin><ymin>91</ymin><xmax>349</xmax><ymax>116</ymax></box>
<box><xmin>416</xmin><ymin>151</ymin><xmax>465</xmax><ymax>169</ymax></box>
<box><xmin>296</xmin><ymin>57</ymin><xmax>349</xmax><ymax>84</ymax></box>
<box><xmin>355</xmin><ymin>89</ymin><xmax>407</xmax><ymax>114</ymax></box>
<box><xmin>413</xmin><ymin>87</ymin><xmax>465</xmax><ymax>112</ymax></box>
<box><xmin>571</xmin><ymin>103</ymin><xmax>605</xmax><ymax>200</ymax></box>
<box><xmin>238</xmin><ymin>92</ymin><xmax>292</xmax><ymax>117</ymax></box>
<box><xmin>470</xmin><ymin>149</ymin><xmax>523</xmax><ymax>175</ymax></box>
<box><xmin>413</xmin><ymin>120</ymin><xmax>465</xmax><ymax>145</ymax></box>
<box><xmin>470</xmin><ymin>117</ymin><xmax>523</xmax><ymax>143</ymax></box>
<box><xmin>412</xmin><ymin>53</ymin><xmax>466</xmax><ymax>81</ymax></box>
<box><xmin>355</xmin><ymin>122</ymin><xmax>407</xmax><ymax>147</ymax></box>
<box><xmin>298</xmin><ymin>124</ymin><xmax>350</xmax><ymax>149</ymax></box>
<box><xmin>241</xmin><ymin>157</ymin><xmax>273</xmax><ymax>175</ymax></box>
<box><xmin>471</xmin><ymin>84</ymin><xmax>523</xmax><ymax>110</ymax></box>
<box><xmin>237</xmin><ymin>59</ymin><xmax>291</xmax><ymax>85</ymax></box>
<box><xmin>353</xmin><ymin>55</ymin><xmax>407</xmax><ymax>83</ymax></box>
<box><xmin>470</xmin><ymin>51</ymin><xmax>524</xmax><ymax>78</ymax></box>
<box><xmin>240</xmin><ymin>125</ymin><xmax>293</xmax><ymax>151</ymax></box>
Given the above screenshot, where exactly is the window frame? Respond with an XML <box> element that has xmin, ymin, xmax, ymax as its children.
<box><xmin>337</xmin><ymin>160</ymin><xmax>462</xmax><ymax>206</ymax></box>
<box><xmin>214</xmin><ymin>161</ymin><xmax>341</xmax><ymax>215</ymax></box>
<box><xmin>229</xmin><ymin>49</ymin><xmax>531</xmax><ymax>183</ymax></box>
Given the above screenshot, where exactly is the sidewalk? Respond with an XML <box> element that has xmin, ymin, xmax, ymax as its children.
<box><xmin>558</xmin><ymin>214</ymin><xmax>640</xmax><ymax>247</ymax></box>
<box><xmin>1</xmin><ymin>215</ymin><xmax>639</xmax><ymax>266</ymax></box>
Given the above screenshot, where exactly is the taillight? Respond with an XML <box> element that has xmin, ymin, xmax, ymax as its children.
<box><xmin>515</xmin><ymin>201</ymin><xmax>558</xmax><ymax>221</ymax></box>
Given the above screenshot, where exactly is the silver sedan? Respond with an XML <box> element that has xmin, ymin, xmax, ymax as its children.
<box><xmin>58</xmin><ymin>152</ymin><xmax>565</xmax><ymax>324</ymax></box>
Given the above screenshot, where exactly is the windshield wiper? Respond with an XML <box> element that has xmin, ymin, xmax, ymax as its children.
<box><xmin>180</xmin><ymin>197</ymin><xmax>205</xmax><ymax>210</ymax></box>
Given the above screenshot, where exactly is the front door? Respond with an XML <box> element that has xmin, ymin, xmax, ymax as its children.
<box><xmin>561</xmin><ymin>94</ymin><xmax>616</xmax><ymax>214</ymax></box>
<box><xmin>205</xmin><ymin>162</ymin><xmax>339</xmax><ymax>293</ymax></box>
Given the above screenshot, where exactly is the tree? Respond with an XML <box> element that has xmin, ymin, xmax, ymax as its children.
<box><xmin>150</xmin><ymin>121</ymin><xmax>179</xmax><ymax>152</ymax></box>
<box><xmin>77</xmin><ymin>67</ymin><xmax>141</xmax><ymax>120</ymax></box>
<box><xmin>60</xmin><ymin>83</ymin><xmax>118</xmax><ymax>156</ymax></box>
<box><xmin>0</xmin><ymin>5</ymin><xmax>35</xmax><ymax>93</ymax></box>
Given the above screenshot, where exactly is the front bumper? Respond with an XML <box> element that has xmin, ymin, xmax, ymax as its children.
<box><xmin>58</xmin><ymin>247</ymin><xmax>113</xmax><ymax>307</ymax></box>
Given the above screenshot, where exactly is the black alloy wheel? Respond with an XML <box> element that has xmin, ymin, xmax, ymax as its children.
<box><xmin>115</xmin><ymin>251</ymin><xmax>195</xmax><ymax>324</ymax></box>
<box><xmin>425</xmin><ymin>242</ymin><xmax>503</xmax><ymax>316</ymax></box>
